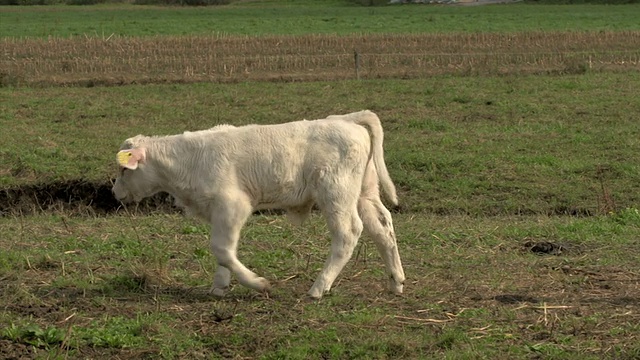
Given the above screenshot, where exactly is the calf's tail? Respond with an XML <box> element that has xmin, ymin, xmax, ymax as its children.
<box><xmin>333</xmin><ymin>110</ymin><xmax>398</xmax><ymax>206</ymax></box>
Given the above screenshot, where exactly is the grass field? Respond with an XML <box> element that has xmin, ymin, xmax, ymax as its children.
<box><xmin>1</xmin><ymin>211</ymin><xmax>639</xmax><ymax>358</ymax></box>
<box><xmin>2</xmin><ymin>2</ymin><xmax>640</xmax><ymax>38</ymax></box>
<box><xmin>2</xmin><ymin>74</ymin><xmax>640</xmax><ymax>215</ymax></box>
<box><xmin>1</xmin><ymin>1</ymin><xmax>640</xmax><ymax>359</ymax></box>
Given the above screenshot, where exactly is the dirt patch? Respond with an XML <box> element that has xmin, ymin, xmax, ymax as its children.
<box><xmin>7</xmin><ymin>304</ymin><xmax>61</xmax><ymax>319</ymax></box>
<box><xmin>493</xmin><ymin>294</ymin><xmax>541</xmax><ymax>304</ymax></box>
<box><xmin>0</xmin><ymin>180</ymin><xmax>294</xmax><ymax>217</ymax></box>
<box><xmin>0</xmin><ymin>339</ymin><xmax>46</xmax><ymax>360</ymax></box>
<box><xmin>524</xmin><ymin>240</ymin><xmax>567</xmax><ymax>255</ymax></box>
<box><xmin>0</xmin><ymin>180</ymin><xmax>176</xmax><ymax>216</ymax></box>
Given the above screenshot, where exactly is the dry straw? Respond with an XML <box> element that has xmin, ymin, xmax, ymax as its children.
<box><xmin>2</xmin><ymin>31</ymin><xmax>639</xmax><ymax>86</ymax></box>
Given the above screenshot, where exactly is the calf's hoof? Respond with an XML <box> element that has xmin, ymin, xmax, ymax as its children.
<box><xmin>252</xmin><ymin>277</ymin><xmax>272</xmax><ymax>293</ymax></box>
<box><xmin>389</xmin><ymin>278</ymin><xmax>404</xmax><ymax>295</ymax></box>
<box><xmin>307</xmin><ymin>284</ymin><xmax>330</xmax><ymax>300</ymax></box>
<box><xmin>210</xmin><ymin>286</ymin><xmax>228</xmax><ymax>297</ymax></box>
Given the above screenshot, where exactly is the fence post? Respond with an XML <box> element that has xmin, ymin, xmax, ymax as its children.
<box><xmin>354</xmin><ymin>49</ymin><xmax>360</xmax><ymax>80</ymax></box>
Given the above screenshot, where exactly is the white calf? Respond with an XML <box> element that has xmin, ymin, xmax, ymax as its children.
<box><xmin>112</xmin><ymin>110</ymin><xmax>405</xmax><ymax>299</ymax></box>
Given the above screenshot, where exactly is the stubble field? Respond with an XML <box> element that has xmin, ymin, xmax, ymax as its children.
<box><xmin>2</xmin><ymin>31</ymin><xmax>640</xmax><ymax>86</ymax></box>
<box><xmin>1</xmin><ymin>1</ymin><xmax>640</xmax><ymax>359</ymax></box>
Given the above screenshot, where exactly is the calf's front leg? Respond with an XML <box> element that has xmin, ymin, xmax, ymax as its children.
<box><xmin>209</xmin><ymin>195</ymin><xmax>271</xmax><ymax>295</ymax></box>
<box><xmin>308</xmin><ymin>209</ymin><xmax>363</xmax><ymax>299</ymax></box>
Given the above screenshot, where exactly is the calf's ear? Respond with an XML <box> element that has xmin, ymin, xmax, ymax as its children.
<box><xmin>117</xmin><ymin>148</ymin><xmax>146</xmax><ymax>170</ymax></box>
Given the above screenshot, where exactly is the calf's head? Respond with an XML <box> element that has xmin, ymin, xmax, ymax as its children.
<box><xmin>112</xmin><ymin>139</ymin><xmax>160</xmax><ymax>203</ymax></box>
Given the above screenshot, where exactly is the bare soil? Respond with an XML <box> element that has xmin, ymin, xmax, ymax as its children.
<box><xmin>0</xmin><ymin>180</ymin><xmax>174</xmax><ymax>216</ymax></box>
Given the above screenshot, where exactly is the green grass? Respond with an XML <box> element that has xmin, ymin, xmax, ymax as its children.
<box><xmin>2</xmin><ymin>73</ymin><xmax>639</xmax><ymax>215</ymax></box>
<box><xmin>1</xmin><ymin>2</ymin><xmax>640</xmax><ymax>38</ymax></box>
<box><xmin>1</xmin><ymin>212</ymin><xmax>638</xmax><ymax>358</ymax></box>
<box><xmin>1</xmin><ymin>1</ymin><xmax>640</xmax><ymax>358</ymax></box>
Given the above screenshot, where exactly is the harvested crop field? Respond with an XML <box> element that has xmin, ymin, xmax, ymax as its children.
<box><xmin>2</xmin><ymin>31</ymin><xmax>640</xmax><ymax>86</ymax></box>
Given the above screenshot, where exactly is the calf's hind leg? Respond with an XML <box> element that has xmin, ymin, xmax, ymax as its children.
<box><xmin>209</xmin><ymin>194</ymin><xmax>271</xmax><ymax>295</ymax></box>
<box><xmin>358</xmin><ymin>184</ymin><xmax>405</xmax><ymax>294</ymax></box>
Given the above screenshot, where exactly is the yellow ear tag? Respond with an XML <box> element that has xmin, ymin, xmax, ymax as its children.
<box><xmin>117</xmin><ymin>151</ymin><xmax>132</xmax><ymax>167</ymax></box>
